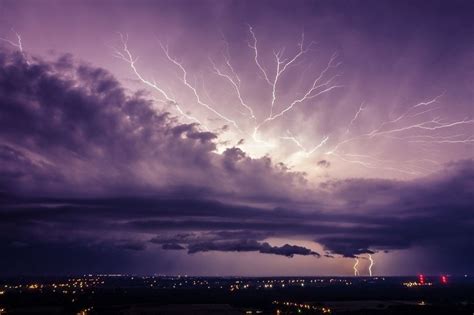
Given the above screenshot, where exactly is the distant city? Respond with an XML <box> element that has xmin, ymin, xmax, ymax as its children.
<box><xmin>1</xmin><ymin>274</ymin><xmax>473</xmax><ymax>314</ymax></box>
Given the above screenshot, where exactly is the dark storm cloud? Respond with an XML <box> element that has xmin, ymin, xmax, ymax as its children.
<box><xmin>1</xmin><ymin>160</ymin><xmax>472</xmax><ymax>263</ymax></box>
<box><xmin>149</xmin><ymin>231</ymin><xmax>270</xmax><ymax>246</ymax></box>
<box><xmin>187</xmin><ymin>239</ymin><xmax>320</xmax><ymax>258</ymax></box>
<box><xmin>0</xmin><ymin>48</ymin><xmax>304</xmax><ymax>200</ymax></box>
<box><xmin>116</xmin><ymin>240</ymin><xmax>147</xmax><ymax>251</ymax></box>
<box><xmin>0</xmin><ymin>48</ymin><xmax>473</xmax><ymax>274</ymax></box>
<box><xmin>150</xmin><ymin>230</ymin><xmax>319</xmax><ymax>258</ymax></box>
<box><xmin>161</xmin><ymin>243</ymin><xmax>185</xmax><ymax>250</ymax></box>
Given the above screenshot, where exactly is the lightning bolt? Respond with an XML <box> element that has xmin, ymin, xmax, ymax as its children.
<box><xmin>159</xmin><ymin>42</ymin><xmax>242</xmax><ymax>131</ymax></box>
<box><xmin>368</xmin><ymin>254</ymin><xmax>375</xmax><ymax>277</ymax></box>
<box><xmin>113</xmin><ymin>33</ymin><xmax>234</xmax><ymax>132</ymax></box>
<box><xmin>327</xmin><ymin>95</ymin><xmax>446</xmax><ymax>154</ymax></box>
<box><xmin>210</xmin><ymin>57</ymin><xmax>256</xmax><ymax>120</ymax></box>
<box><xmin>252</xmin><ymin>54</ymin><xmax>342</xmax><ymax>146</ymax></box>
<box><xmin>245</xmin><ymin>26</ymin><xmax>342</xmax><ymax>147</ymax></box>
<box><xmin>368</xmin><ymin>117</ymin><xmax>474</xmax><ymax>137</ymax></box>
<box><xmin>4</xmin><ymin>26</ymin><xmax>470</xmax><ymax>180</ymax></box>
<box><xmin>247</xmin><ymin>25</ymin><xmax>272</xmax><ymax>86</ymax></box>
<box><xmin>324</xmin><ymin>94</ymin><xmax>474</xmax><ymax>176</ymax></box>
<box><xmin>281</xmin><ymin>131</ymin><xmax>329</xmax><ymax>156</ymax></box>
<box><xmin>114</xmin><ymin>27</ymin><xmax>341</xmax><ymax>152</ymax></box>
<box><xmin>344</xmin><ymin>103</ymin><xmax>366</xmax><ymax>136</ymax></box>
<box><xmin>112</xmin><ymin>33</ymin><xmax>204</xmax><ymax>126</ymax></box>
<box><xmin>0</xmin><ymin>29</ymin><xmax>30</xmax><ymax>64</ymax></box>
<box><xmin>111</xmin><ymin>28</ymin><xmax>471</xmax><ymax>177</ymax></box>
<box><xmin>257</xmin><ymin>52</ymin><xmax>342</xmax><ymax>125</ymax></box>
<box><xmin>327</xmin><ymin>152</ymin><xmax>423</xmax><ymax>176</ymax></box>
<box><xmin>353</xmin><ymin>258</ymin><xmax>360</xmax><ymax>276</ymax></box>
<box><xmin>117</xmin><ymin>30</ymin><xmax>343</xmax><ymax>152</ymax></box>
<box><xmin>268</xmin><ymin>32</ymin><xmax>314</xmax><ymax>117</ymax></box>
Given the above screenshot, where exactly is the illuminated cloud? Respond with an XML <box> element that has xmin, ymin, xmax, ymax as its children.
<box><xmin>0</xmin><ymin>49</ymin><xmax>305</xmax><ymax>201</ymax></box>
<box><xmin>0</xmin><ymin>0</ymin><xmax>473</xmax><ymax>276</ymax></box>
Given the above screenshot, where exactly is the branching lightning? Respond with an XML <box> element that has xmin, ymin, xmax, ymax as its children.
<box><xmin>109</xmin><ymin>27</ymin><xmax>472</xmax><ymax>177</ymax></box>
<box><xmin>210</xmin><ymin>57</ymin><xmax>256</xmax><ymax>120</ymax></box>
<box><xmin>4</xmin><ymin>26</ymin><xmax>471</xmax><ymax>178</ymax></box>
<box><xmin>159</xmin><ymin>42</ymin><xmax>242</xmax><ymax>131</ymax></box>
<box><xmin>112</xmin><ymin>33</ymin><xmax>207</xmax><ymax>127</ymax></box>
<box><xmin>325</xmin><ymin>93</ymin><xmax>474</xmax><ymax>175</ymax></box>
<box><xmin>247</xmin><ymin>25</ymin><xmax>273</xmax><ymax>86</ymax></box>
<box><xmin>248</xmin><ymin>31</ymin><xmax>342</xmax><ymax>144</ymax></box>
<box><xmin>114</xmin><ymin>26</ymin><xmax>342</xmax><ymax>152</ymax></box>
<box><xmin>344</xmin><ymin>103</ymin><xmax>365</xmax><ymax>136</ymax></box>
<box><xmin>3</xmin><ymin>16</ymin><xmax>472</xmax><ymax>276</ymax></box>
<box><xmin>281</xmin><ymin>131</ymin><xmax>329</xmax><ymax>156</ymax></box>
<box><xmin>0</xmin><ymin>29</ymin><xmax>29</xmax><ymax>64</ymax></box>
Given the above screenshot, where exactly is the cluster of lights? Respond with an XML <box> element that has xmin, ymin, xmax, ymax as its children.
<box><xmin>403</xmin><ymin>281</ymin><xmax>433</xmax><ymax>288</ymax></box>
<box><xmin>402</xmin><ymin>274</ymin><xmax>451</xmax><ymax>287</ymax></box>
<box><xmin>1</xmin><ymin>276</ymin><xmax>105</xmax><ymax>295</ymax></box>
<box><xmin>0</xmin><ymin>276</ymin><xmax>382</xmax><ymax>297</ymax></box>
<box><xmin>273</xmin><ymin>301</ymin><xmax>332</xmax><ymax>314</ymax></box>
<box><xmin>145</xmin><ymin>277</ymin><xmax>213</xmax><ymax>289</ymax></box>
<box><xmin>229</xmin><ymin>283</ymin><xmax>251</xmax><ymax>291</ymax></box>
<box><xmin>76</xmin><ymin>306</ymin><xmax>94</xmax><ymax>315</ymax></box>
<box><xmin>112</xmin><ymin>277</ymin><xmax>359</xmax><ymax>291</ymax></box>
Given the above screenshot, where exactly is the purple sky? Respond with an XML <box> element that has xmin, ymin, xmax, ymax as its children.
<box><xmin>0</xmin><ymin>0</ymin><xmax>473</xmax><ymax>276</ymax></box>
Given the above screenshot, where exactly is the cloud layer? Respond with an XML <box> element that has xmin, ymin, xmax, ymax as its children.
<box><xmin>0</xmin><ymin>48</ymin><xmax>473</xmax><ymax>275</ymax></box>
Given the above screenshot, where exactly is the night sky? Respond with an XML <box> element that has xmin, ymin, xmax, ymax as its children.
<box><xmin>0</xmin><ymin>0</ymin><xmax>473</xmax><ymax>276</ymax></box>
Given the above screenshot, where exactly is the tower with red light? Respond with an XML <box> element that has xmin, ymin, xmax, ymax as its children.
<box><xmin>441</xmin><ymin>275</ymin><xmax>448</xmax><ymax>285</ymax></box>
<box><xmin>418</xmin><ymin>274</ymin><xmax>425</xmax><ymax>285</ymax></box>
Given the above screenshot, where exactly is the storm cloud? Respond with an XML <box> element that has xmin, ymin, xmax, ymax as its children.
<box><xmin>0</xmin><ymin>48</ymin><xmax>305</xmax><ymax>200</ymax></box>
<box><xmin>187</xmin><ymin>240</ymin><xmax>320</xmax><ymax>258</ymax></box>
<box><xmin>0</xmin><ymin>48</ymin><xmax>473</xmax><ymax>275</ymax></box>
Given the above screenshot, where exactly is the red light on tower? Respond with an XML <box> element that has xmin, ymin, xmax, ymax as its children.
<box><xmin>441</xmin><ymin>275</ymin><xmax>448</xmax><ymax>284</ymax></box>
<box><xmin>418</xmin><ymin>274</ymin><xmax>425</xmax><ymax>285</ymax></box>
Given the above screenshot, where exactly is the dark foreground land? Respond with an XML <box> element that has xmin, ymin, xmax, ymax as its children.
<box><xmin>1</xmin><ymin>275</ymin><xmax>473</xmax><ymax>314</ymax></box>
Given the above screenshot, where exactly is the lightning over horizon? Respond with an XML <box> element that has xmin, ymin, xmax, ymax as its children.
<box><xmin>368</xmin><ymin>254</ymin><xmax>375</xmax><ymax>277</ymax></box>
<box><xmin>353</xmin><ymin>258</ymin><xmax>360</xmax><ymax>277</ymax></box>
<box><xmin>0</xmin><ymin>0</ymin><xmax>473</xmax><ymax>279</ymax></box>
<box><xmin>107</xmin><ymin>26</ymin><xmax>473</xmax><ymax>179</ymax></box>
